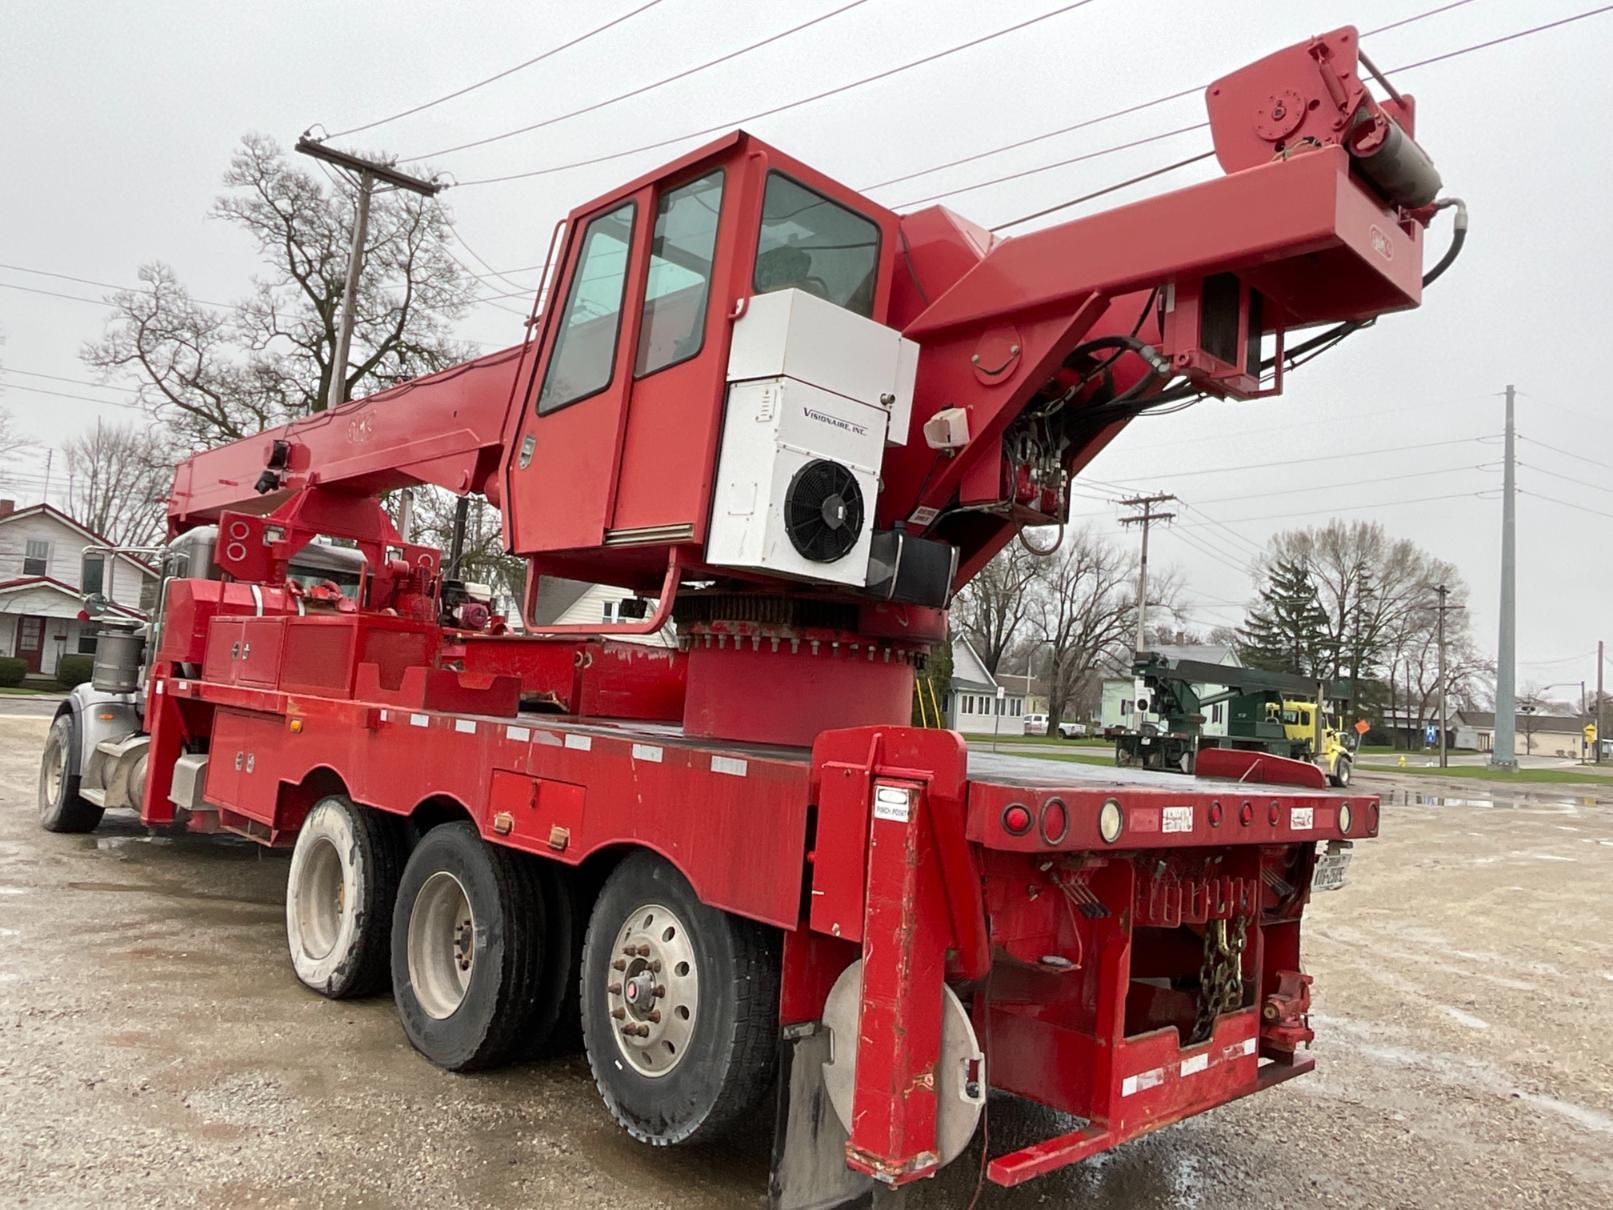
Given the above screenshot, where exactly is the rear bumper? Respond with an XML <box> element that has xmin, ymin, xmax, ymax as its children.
<box><xmin>988</xmin><ymin>1021</ymin><xmax>1314</xmax><ymax>1185</ymax></box>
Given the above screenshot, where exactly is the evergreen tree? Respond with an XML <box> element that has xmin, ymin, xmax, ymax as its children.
<box><xmin>1237</xmin><ymin>559</ymin><xmax>1330</xmax><ymax>676</ymax></box>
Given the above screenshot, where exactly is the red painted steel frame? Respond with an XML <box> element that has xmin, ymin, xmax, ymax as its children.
<box><xmin>132</xmin><ymin>20</ymin><xmax>1440</xmax><ymax>1196</ymax></box>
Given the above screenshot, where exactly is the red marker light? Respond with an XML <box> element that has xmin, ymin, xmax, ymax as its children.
<box><xmin>1209</xmin><ymin>800</ymin><xmax>1224</xmax><ymax>827</ymax></box>
<box><xmin>1002</xmin><ymin>803</ymin><xmax>1033</xmax><ymax>836</ymax></box>
<box><xmin>1239</xmin><ymin>800</ymin><xmax>1254</xmax><ymax>826</ymax></box>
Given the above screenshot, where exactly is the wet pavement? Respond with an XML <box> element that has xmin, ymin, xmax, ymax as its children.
<box><xmin>2</xmin><ymin>714</ymin><xmax>1610</xmax><ymax>1207</ymax></box>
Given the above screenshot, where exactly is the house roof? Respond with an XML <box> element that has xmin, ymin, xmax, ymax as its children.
<box><xmin>1153</xmin><ymin>643</ymin><xmax>1240</xmax><ymax>666</ymax></box>
<box><xmin>0</xmin><ymin>502</ymin><xmax>158</xmax><ymax>577</ymax></box>
<box><xmin>949</xmin><ymin>636</ymin><xmax>998</xmax><ymax>692</ymax></box>
<box><xmin>0</xmin><ymin>575</ymin><xmax>144</xmax><ymax>618</ymax></box>
<box><xmin>1454</xmin><ymin>710</ymin><xmax>1586</xmax><ymax>735</ymax></box>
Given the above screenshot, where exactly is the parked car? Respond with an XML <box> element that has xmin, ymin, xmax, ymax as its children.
<box><xmin>1023</xmin><ymin>713</ymin><xmax>1049</xmax><ymax>736</ymax></box>
<box><xmin>1056</xmin><ymin>721</ymin><xmax>1089</xmax><ymax>739</ymax></box>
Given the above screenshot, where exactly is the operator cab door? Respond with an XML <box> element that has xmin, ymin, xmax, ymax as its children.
<box><xmin>508</xmin><ymin>137</ymin><xmax>749</xmax><ymax>567</ymax></box>
<box><xmin>510</xmin><ymin>193</ymin><xmax>648</xmax><ymax>557</ymax></box>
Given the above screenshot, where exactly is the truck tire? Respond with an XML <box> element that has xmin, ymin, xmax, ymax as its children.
<box><xmin>391</xmin><ymin>822</ymin><xmax>547</xmax><ymax>1072</ymax></box>
<box><xmin>1329</xmin><ymin>757</ymin><xmax>1353</xmax><ymax>788</ymax></box>
<box><xmin>522</xmin><ymin>864</ymin><xmax>586</xmax><ymax>1059</ymax></box>
<box><xmin>581</xmin><ymin>852</ymin><xmax>779</xmax><ymax>1146</ymax></box>
<box><xmin>285</xmin><ymin>796</ymin><xmax>404</xmax><ymax>998</ymax></box>
<box><xmin>39</xmin><ymin>713</ymin><xmax>103</xmax><ymax>834</ymax></box>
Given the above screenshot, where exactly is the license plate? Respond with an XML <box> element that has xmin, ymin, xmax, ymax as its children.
<box><xmin>1312</xmin><ymin>842</ymin><xmax>1353</xmax><ymax>893</ymax></box>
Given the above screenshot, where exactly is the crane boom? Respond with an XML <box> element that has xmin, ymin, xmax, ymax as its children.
<box><xmin>165</xmin><ymin>343</ymin><xmax>528</xmax><ymax>533</ymax></box>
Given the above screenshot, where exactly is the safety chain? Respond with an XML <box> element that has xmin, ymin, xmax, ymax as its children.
<box><xmin>1190</xmin><ymin>915</ymin><xmax>1248</xmax><ymax>1044</ymax></box>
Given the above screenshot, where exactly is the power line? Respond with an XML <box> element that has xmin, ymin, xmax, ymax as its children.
<box><xmin>1</xmin><ymin>367</ymin><xmax>140</xmax><ymax>395</ymax></box>
<box><xmin>327</xmin><ymin>0</ymin><xmax>670</xmax><ymax>138</ymax></box>
<box><xmin>1522</xmin><ymin>435</ymin><xmax>1613</xmax><ymax>475</ymax></box>
<box><xmin>989</xmin><ymin>151</ymin><xmax>1216</xmax><ymax>232</ymax></box>
<box><xmin>0</xmin><ymin>262</ymin><xmax>232</xmax><ymax>309</ymax></box>
<box><xmin>1164</xmin><ymin>523</ymin><xmax>1253</xmax><ymax>570</ymax></box>
<box><xmin>1186</xmin><ymin>462</ymin><xmax>1486</xmax><ymax>507</ymax></box>
<box><xmin>0</xmin><ymin>383</ymin><xmax>147</xmax><ymax>410</ymax></box>
<box><xmin>1520</xmin><ymin>462</ymin><xmax>1613</xmax><ymax>499</ymax></box>
<box><xmin>409</xmin><ymin>0</ymin><xmax>872</xmax><ymax>162</ymax></box>
<box><xmin>914</xmin><ymin>5</ymin><xmax>1610</xmax><ymax>223</ymax></box>
<box><xmin>1389</xmin><ymin>4</ymin><xmax>1613</xmax><ymax>74</ymax></box>
<box><xmin>892</xmin><ymin>124</ymin><xmax>1209</xmax><ymax>211</ymax></box>
<box><xmin>1179</xmin><ymin>503</ymin><xmax>1267</xmax><ymax>556</ymax></box>
<box><xmin>0</xmin><ymin>281</ymin><xmax>116</xmax><ymax>307</ymax></box>
<box><xmin>456</xmin><ymin>0</ymin><xmax>1103</xmax><ymax>187</ymax></box>
<box><xmin>1100</xmin><ymin>437</ymin><xmax>1485</xmax><ymax>483</ymax></box>
<box><xmin>862</xmin><ymin>0</ymin><xmax>1475</xmax><ymax>207</ymax></box>
<box><xmin>1523</xmin><ymin>490</ymin><xmax>1613</xmax><ymax>523</ymax></box>
<box><xmin>1168</xmin><ymin>490</ymin><xmax>1481</xmax><ymax>529</ymax></box>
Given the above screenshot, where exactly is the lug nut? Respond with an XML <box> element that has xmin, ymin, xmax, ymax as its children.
<box><xmin>608</xmin><ymin>982</ymin><xmax>622</xmax><ymax>995</ymax></box>
<box><xmin>612</xmin><ymin>958</ymin><xmax>627</xmax><ymax>972</ymax></box>
<box><xmin>636</xmin><ymin>944</ymin><xmax>652</xmax><ymax>958</ymax></box>
<box><xmin>647</xmin><ymin>1010</ymin><xmax>662</xmax><ymax>1024</ymax></box>
<box><xmin>611</xmin><ymin>1008</ymin><xmax>626</xmax><ymax>1020</ymax></box>
<box><xmin>654</xmin><ymin>985</ymin><xmax>666</xmax><ymax>999</ymax></box>
<box><xmin>649</xmin><ymin>960</ymin><xmax>662</xmax><ymax>974</ymax></box>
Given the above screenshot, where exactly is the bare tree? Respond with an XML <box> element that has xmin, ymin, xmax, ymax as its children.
<box><xmin>84</xmin><ymin>133</ymin><xmax>478</xmax><ymax>448</ymax></box>
<box><xmin>952</xmin><ymin>537</ymin><xmax>1044</xmax><ymax>675</ymax></box>
<box><xmin>1033</xmin><ymin>527</ymin><xmax>1168</xmax><ymax>725</ymax></box>
<box><xmin>61</xmin><ymin>421</ymin><xmax>171</xmax><ymax>547</ymax></box>
<box><xmin>0</xmin><ymin>410</ymin><xmax>31</xmax><ymax>476</ymax></box>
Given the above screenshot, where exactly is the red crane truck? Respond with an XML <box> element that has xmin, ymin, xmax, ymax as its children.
<box><xmin>38</xmin><ymin>27</ymin><xmax>1460</xmax><ymax>1205</ymax></box>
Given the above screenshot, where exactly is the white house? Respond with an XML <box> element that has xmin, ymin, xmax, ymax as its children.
<box><xmin>944</xmin><ymin>636</ymin><xmax>1026</xmax><ymax>733</ymax></box>
<box><xmin>527</xmin><ymin>576</ymin><xmax>675</xmax><ymax>647</ymax></box>
<box><xmin>1100</xmin><ymin>643</ymin><xmax>1243</xmax><ymax>734</ymax></box>
<box><xmin>0</xmin><ymin>500</ymin><xmax>157</xmax><ymax>680</ymax></box>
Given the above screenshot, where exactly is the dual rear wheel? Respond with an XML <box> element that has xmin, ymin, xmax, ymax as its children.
<box><xmin>282</xmin><ymin>802</ymin><xmax>776</xmax><ymax>1143</ymax></box>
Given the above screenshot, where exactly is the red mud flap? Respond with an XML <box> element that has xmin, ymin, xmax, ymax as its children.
<box><xmin>1195</xmin><ymin>747</ymin><xmax>1328</xmax><ymax>789</ymax></box>
<box><xmin>985</xmin><ymin>1054</ymin><xmax>1316</xmax><ymax>1187</ymax></box>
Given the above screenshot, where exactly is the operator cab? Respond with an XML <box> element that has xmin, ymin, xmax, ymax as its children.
<box><xmin>503</xmin><ymin>132</ymin><xmax>939</xmax><ymax>605</ymax></box>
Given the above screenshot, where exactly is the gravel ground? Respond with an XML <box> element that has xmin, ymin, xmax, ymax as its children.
<box><xmin>2</xmin><ymin>714</ymin><xmax>1610</xmax><ymax>1208</ymax></box>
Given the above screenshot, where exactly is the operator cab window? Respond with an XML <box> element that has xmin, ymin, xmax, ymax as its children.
<box><xmin>753</xmin><ymin>172</ymin><xmax>879</xmax><ymax>318</ymax></box>
<box><xmin>636</xmin><ymin>169</ymin><xmax>724</xmax><ymax>377</ymax></box>
<box><xmin>538</xmin><ymin>201</ymin><xmax>636</xmax><ymax>413</ymax></box>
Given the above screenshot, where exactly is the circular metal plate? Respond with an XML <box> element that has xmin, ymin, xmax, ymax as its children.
<box><xmin>820</xmin><ymin>960</ymin><xmax>984</xmax><ymax>1167</ymax></box>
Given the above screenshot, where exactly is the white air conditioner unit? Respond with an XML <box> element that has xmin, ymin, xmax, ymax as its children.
<box><xmin>706</xmin><ymin>290</ymin><xmax>917</xmax><ymax>587</ymax></box>
<box><xmin>706</xmin><ymin>378</ymin><xmax>884</xmax><ymax>586</ymax></box>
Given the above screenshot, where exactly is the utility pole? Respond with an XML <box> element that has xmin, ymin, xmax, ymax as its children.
<box><xmin>1598</xmin><ymin>640</ymin><xmax>1605</xmax><ymax>765</ymax></box>
<box><xmin>1435</xmin><ymin>584</ymin><xmax>1448</xmax><ymax>767</ymax></box>
<box><xmin>1431</xmin><ymin>584</ymin><xmax>1463</xmax><ymax>769</ymax></box>
<box><xmin>1490</xmin><ymin>384</ymin><xmax>1518</xmax><ymax>769</ymax></box>
<box><xmin>295</xmin><ymin>137</ymin><xmax>442</xmax><ymax>411</ymax></box>
<box><xmin>1119</xmin><ymin>494</ymin><xmax>1176</xmax><ymax>732</ymax></box>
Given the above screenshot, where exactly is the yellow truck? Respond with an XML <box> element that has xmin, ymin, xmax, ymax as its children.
<box><xmin>1116</xmin><ymin>654</ymin><xmax>1357</xmax><ymax>787</ymax></box>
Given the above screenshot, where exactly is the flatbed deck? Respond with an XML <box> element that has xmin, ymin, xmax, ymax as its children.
<box><xmin>515</xmin><ymin>712</ymin><xmax>1344</xmax><ymax>798</ymax></box>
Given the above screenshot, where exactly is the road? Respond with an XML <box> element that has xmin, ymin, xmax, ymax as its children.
<box><xmin>2</xmin><ymin>713</ymin><xmax>1610</xmax><ymax>1207</ymax></box>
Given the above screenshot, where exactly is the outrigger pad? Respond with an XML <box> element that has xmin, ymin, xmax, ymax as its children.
<box><xmin>770</xmin><ymin>1026</ymin><xmax>875</xmax><ymax>1210</ymax></box>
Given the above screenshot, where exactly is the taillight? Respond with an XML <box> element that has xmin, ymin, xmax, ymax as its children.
<box><xmin>1001</xmin><ymin>803</ymin><xmax>1033</xmax><ymax>836</ymax></box>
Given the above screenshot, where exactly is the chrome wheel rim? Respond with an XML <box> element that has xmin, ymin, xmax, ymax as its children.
<box><xmin>607</xmin><ymin>902</ymin><xmax>698</xmax><ymax>1078</ymax></box>
<box><xmin>41</xmin><ymin>724</ymin><xmax>66</xmax><ymax>810</ymax></box>
<box><xmin>295</xmin><ymin>837</ymin><xmax>344</xmax><ymax>962</ymax></box>
<box><xmin>408</xmin><ymin>871</ymin><xmax>476</xmax><ymax>1019</ymax></box>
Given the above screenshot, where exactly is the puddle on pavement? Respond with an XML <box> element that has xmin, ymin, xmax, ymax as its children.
<box><xmin>1381</xmin><ymin>789</ymin><xmax>1601</xmax><ymax>811</ymax></box>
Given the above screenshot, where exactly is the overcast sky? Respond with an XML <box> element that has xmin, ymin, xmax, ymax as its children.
<box><xmin>3</xmin><ymin>0</ymin><xmax>1610</xmax><ymax>698</ymax></box>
